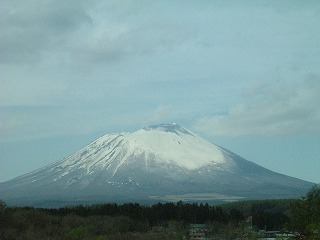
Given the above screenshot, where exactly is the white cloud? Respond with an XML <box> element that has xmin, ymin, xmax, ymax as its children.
<box><xmin>148</xmin><ymin>105</ymin><xmax>173</xmax><ymax>123</ymax></box>
<box><xmin>72</xmin><ymin>2</ymin><xmax>194</xmax><ymax>65</ymax></box>
<box><xmin>1</xmin><ymin>0</ymin><xmax>320</xmax><ymax>142</ymax></box>
<box><xmin>194</xmin><ymin>77</ymin><xmax>320</xmax><ymax>137</ymax></box>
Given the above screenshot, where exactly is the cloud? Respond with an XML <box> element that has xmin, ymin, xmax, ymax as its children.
<box><xmin>1</xmin><ymin>0</ymin><xmax>194</xmax><ymax>68</ymax></box>
<box><xmin>72</xmin><ymin>2</ymin><xmax>194</xmax><ymax>65</ymax></box>
<box><xmin>194</xmin><ymin>77</ymin><xmax>320</xmax><ymax>137</ymax></box>
<box><xmin>0</xmin><ymin>0</ymin><xmax>92</xmax><ymax>64</ymax></box>
<box><xmin>148</xmin><ymin>105</ymin><xmax>173</xmax><ymax>123</ymax></box>
<box><xmin>2</xmin><ymin>1</ymin><xmax>320</xmax><ymax>142</ymax></box>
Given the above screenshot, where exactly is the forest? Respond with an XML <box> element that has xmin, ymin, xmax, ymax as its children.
<box><xmin>0</xmin><ymin>186</ymin><xmax>319</xmax><ymax>239</ymax></box>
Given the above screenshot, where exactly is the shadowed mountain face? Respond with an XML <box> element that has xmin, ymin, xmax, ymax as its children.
<box><xmin>0</xmin><ymin>124</ymin><xmax>313</xmax><ymax>207</ymax></box>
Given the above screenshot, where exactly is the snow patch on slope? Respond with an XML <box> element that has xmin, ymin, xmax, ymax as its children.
<box><xmin>44</xmin><ymin>124</ymin><xmax>227</xmax><ymax>179</ymax></box>
<box><xmin>123</xmin><ymin>125</ymin><xmax>226</xmax><ymax>170</ymax></box>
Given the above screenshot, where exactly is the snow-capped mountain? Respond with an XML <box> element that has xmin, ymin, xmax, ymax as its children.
<box><xmin>0</xmin><ymin>123</ymin><xmax>313</xmax><ymax>206</ymax></box>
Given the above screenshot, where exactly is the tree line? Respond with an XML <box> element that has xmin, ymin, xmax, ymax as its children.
<box><xmin>47</xmin><ymin>201</ymin><xmax>239</xmax><ymax>225</ymax></box>
<box><xmin>46</xmin><ymin>200</ymin><xmax>292</xmax><ymax>230</ymax></box>
<box><xmin>0</xmin><ymin>186</ymin><xmax>319</xmax><ymax>239</ymax></box>
<box><xmin>0</xmin><ymin>200</ymin><xmax>290</xmax><ymax>239</ymax></box>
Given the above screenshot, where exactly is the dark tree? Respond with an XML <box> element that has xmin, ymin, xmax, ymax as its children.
<box><xmin>290</xmin><ymin>185</ymin><xmax>320</xmax><ymax>235</ymax></box>
<box><xmin>228</xmin><ymin>208</ymin><xmax>244</xmax><ymax>223</ymax></box>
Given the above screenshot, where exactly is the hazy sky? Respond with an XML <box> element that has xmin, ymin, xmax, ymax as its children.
<box><xmin>1</xmin><ymin>1</ymin><xmax>320</xmax><ymax>183</ymax></box>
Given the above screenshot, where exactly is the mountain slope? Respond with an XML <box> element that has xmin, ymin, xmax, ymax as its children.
<box><xmin>0</xmin><ymin>123</ymin><xmax>313</xmax><ymax>206</ymax></box>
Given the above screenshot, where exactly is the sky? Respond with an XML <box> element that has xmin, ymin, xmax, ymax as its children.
<box><xmin>1</xmin><ymin>1</ymin><xmax>320</xmax><ymax>184</ymax></box>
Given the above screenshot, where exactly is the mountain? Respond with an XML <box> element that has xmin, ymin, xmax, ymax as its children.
<box><xmin>0</xmin><ymin>123</ymin><xmax>313</xmax><ymax>207</ymax></box>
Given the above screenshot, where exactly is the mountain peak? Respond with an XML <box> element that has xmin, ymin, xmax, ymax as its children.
<box><xmin>143</xmin><ymin>123</ymin><xmax>194</xmax><ymax>136</ymax></box>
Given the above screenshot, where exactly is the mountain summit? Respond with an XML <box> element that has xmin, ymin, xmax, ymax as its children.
<box><xmin>0</xmin><ymin>123</ymin><xmax>313</xmax><ymax>206</ymax></box>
